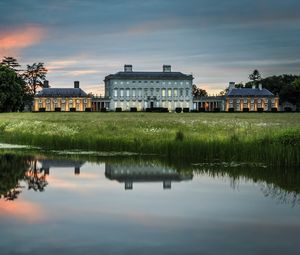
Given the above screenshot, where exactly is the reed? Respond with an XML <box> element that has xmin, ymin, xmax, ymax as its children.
<box><xmin>0</xmin><ymin>112</ymin><xmax>299</xmax><ymax>166</ymax></box>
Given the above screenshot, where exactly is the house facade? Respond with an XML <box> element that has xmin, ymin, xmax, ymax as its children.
<box><xmin>225</xmin><ymin>82</ymin><xmax>279</xmax><ymax>112</ymax></box>
<box><xmin>104</xmin><ymin>65</ymin><xmax>193</xmax><ymax>111</ymax></box>
<box><xmin>33</xmin><ymin>81</ymin><xmax>92</xmax><ymax>112</ymax></box>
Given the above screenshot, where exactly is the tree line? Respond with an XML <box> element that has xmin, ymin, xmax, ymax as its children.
<box><xmin>0</xmin><ymin>56</ymin><xmax>47</xmax><ymax>112</ymax></box>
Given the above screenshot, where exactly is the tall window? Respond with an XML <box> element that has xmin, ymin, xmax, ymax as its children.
<box><xmin>180</xmin><ymin>89</ymin><xmax>183</xmax><ymax>97</ymax></box>
<box><xmin>144</xmin><ymin>88</ymin><xmax>148</xmax><ymax>96</ymax></box>
<box><xmin>138</xmin><ymin>88</ymin><xmax>142</xmax><ymax>97</ymax></box>
<box><xmin>162</xmin><ymin>89</ymin><xmax>166</xmax><ymax>97</ymax></box>
<box><xmin>174</xmin><ymin>89</ymin><xmax>178</xmax><ymax>97</ymax></box>
<box><xmin>120</xmin><ymin>89</ymin><xmax>124</xmax><ymax>97</ymax></box>
<box><xmin>126</xmin><ymin>88</ymin><xmax>130</xmax><ymax>97</ymax></box>
<box><xmin>132</xmin><ymin>89</ymin><xmax>136</xmax><ymax>97</ymax></box>
<box><xmin>168</xmin><ymin>88</ymin><xmax>172</xmax><ymax>97</ymax></box>
<box><xmin>186</xmin><ymin>89</ymin><xmax>189</xmax><ymax>97</ymax></box>
<box><xmin>114</xmin><ymin>88</ymin><xmax>118</xmax><ymax>97</ymax></box>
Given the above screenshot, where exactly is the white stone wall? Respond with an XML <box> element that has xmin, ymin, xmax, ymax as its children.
<box><xmin>106</xmin><ymin>79</ymin><xmax>193</xmax><ymax>111</ymax></box>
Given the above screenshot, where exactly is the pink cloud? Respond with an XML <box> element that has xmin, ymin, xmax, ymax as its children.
<box><xmin>0</xmin><ymin>25</ymin><xmax>46</xmax><ymax>57</ymax></box>
<box><xmin>0</xmin><ymin>200</ymin><xmax>46</xmax><ymax>223</ymax></box>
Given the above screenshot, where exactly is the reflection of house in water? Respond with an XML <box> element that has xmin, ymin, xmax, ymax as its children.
<box><xmin>38</xmin><ymin>159</ymin><xmax>85</xmax><ymax>175</ymax></box>
<box><xmin>105</xmin><ymin>163</ymin><xmax>193</xmax><ymax>190</ymax></box>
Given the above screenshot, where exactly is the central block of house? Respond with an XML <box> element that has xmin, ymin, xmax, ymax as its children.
<box><xmin>104</xmin><ymin>65</ymin><xmax>193</xmax><ymax>111</ymax></box>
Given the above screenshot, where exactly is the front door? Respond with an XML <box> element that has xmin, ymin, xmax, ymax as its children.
<box><xmin>150</xmin><ymin>101</ymin><xmax>154</xmax><ymax>108</ymax></box>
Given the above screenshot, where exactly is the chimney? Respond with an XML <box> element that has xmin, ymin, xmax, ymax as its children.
<box><xmin>229</xmin><ymin>82</ymin><xmax>235</xmax><ymax>90</ymax></box>
<box><xmin>163</xmin><ymin>65</ymin><xmax>171</xmax><ymax>72</ymax></box>
<box><xmin>258</xmin><ymin>83</ymin><xmax>262</xmax><ymax>90</ymax></box>
<box><xmin>43</xmin><ymin>80</ymin><xmax>49</xmax><ymax>88</ymax></box>
<box><xmin>124</xmin><ymin>64</ymin><xmax>133</xmax><ymax>72</ymax></box>
<box><xmin>74</xmin><ymin>81</ymin><xmax>80</xmax><ymax>88</ymax></box>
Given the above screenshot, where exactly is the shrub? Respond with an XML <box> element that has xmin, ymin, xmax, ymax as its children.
<box><xmin>175</xmin><ymin>107</ymin><xmax>182</xmax><ymax>113</ymax></box>
<box><xmin>100</xmin><ymin>108</ymin><xmax>106</xmax><ymax>112</ymax></box>
<box><xmin>228</xmin><ymin>108</ymin><xmax>234</xmax><ymax>112</ymax></box>
<box><xmin>271</xmin><ymin>107</ymin><xmax>277</xmax><ymax>112</ymax></box>
<box><xmin>213</xmin><ymin>108</ymin><xmax>221</xmax><ymax>112</ymax></box>
<box><xmin>284</xmin><ymin>107</ymin><xmax>292</xmax><ymax>112</ymax></box>
<box><xmin>257</xmin><ymin>108</ymin><xmax>264</xmax><ymax>112</ymax></box>
<box><xmin>115</xmin><ymin>107</ymin><xmax>122</xmax><ymax>112</ymax></box>
<box><xmin>39</xmin><ymin>108</ymin><xmax>45</xmax><ymax>112</ymax></box>
<box><xmin>199</xmin><ymin>107</ymin><xmax>206</xmax><ymax>112</ymax></box>
<box><xmin>130</xmin><ymin>107</ymin><xmax>137</xmax><ymax>112</ymax></box>
<box><xmin>69</xmin><ymin>108</ymin><xmax>76</xmax><ymax>112</ymax></box>
<box><xmin>175</xmin><ymin>130</ymin><xmax>184</xmax><ymax>141</ymax></box>
<box><xmin>183</xmin><ymin>108</ymin><xmax>189</xmax><ymax>113</ymax></box>
<box><xmin>243</xmin><ymin>108</ymin><xmax>249</xmax><ymax>112</ymax></box>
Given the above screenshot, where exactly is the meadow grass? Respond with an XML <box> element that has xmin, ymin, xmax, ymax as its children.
<box><xmin>0</xmin><ymin>112</ymin><xmax>299</xmax><ymax>166</ymax></box>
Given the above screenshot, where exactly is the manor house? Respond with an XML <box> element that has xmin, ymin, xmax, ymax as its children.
<box><xmin>34</xmin><ymin>81</ymin><xmax>92</xmax><ymax>112</ymax></box>
<box><xmin>104</xmin><ymin>65</ymin><xmax>193</xmax><ymax>111</ymax></box>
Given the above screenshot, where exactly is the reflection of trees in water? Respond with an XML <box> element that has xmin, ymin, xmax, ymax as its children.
<box><xmin>260</xmin><ymin>183</ymin><xmax>300</xmax><ymax>207</ymax></box>
<box><xmin>0</xmin><ymin>154</ymin><xmax>29</xmax><ymax>201</ymax></box>
<box><xmin>24</xmin><ymin>160</ymin><xmax>48</xmax><ymax>192</ymax></box>
<box><xmin>0</xmin><ymin>154</ymin><xmax>48</xmax><ymax>200</ymax></box>
<box><xmin>191</xmin><ymin>164</ymin><xmax>300</xmax><ymax>205</ymax></box>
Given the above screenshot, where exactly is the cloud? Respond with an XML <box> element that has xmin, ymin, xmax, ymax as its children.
<box><xmin>0</xmin><ymin>24</ymin><xmax>46</xmax><ymax>57</ymax></box>
<box><xmin>0</xmin><ymin>200</ymin><xmax>46</xmax><ymax>223</ymax></box>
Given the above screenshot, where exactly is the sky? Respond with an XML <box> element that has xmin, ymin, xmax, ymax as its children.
<box><xmin>0</xmin><ymin>0</ymin><xmax>300</xmax><ymax>95</ymax></box>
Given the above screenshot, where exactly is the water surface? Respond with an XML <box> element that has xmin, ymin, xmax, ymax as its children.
<box><xmin>0</xmin><ymin>152</ymin><xmax>299</xmax><ymax>255</ymax></box>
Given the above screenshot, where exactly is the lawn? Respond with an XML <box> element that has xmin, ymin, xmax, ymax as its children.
<box><xmin>0</xmin><ymin>112</ymin><xmax>299</xmax><ymax>166</ymax></box>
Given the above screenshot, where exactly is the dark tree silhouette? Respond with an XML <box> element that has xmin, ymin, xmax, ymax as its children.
<box><xmin>0</xmin><ymin>56</ymin><xmax>21</xmax><ymax>72</ymax></box>
<box><xmin>249</xmin><ymin>69</ymin><xmax>261</xmax><ymax>86</ymax></box>
<box><xmin>22</xmin><ymin>62</ymin><xmax>48</xmax><ymax>95</ymax></box>
<box><xmin>192</xmin><ymin>84</ymin><xmax>208</xmax><ymax>97</ymax></box>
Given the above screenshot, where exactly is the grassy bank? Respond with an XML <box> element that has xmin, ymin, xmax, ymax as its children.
<box><xmin>0</xmin><ymin>112</ymin><xmax>299</xmax><ymax>166</ymax></box>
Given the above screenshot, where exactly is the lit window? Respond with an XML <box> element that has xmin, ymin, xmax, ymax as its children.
<box><xmin>174</xmin><ymin>89</ymin><xmax>178</xmax><ymax>97</ymax></box>
<box><xmin>114</xmin><ymin>88</ymin><xmax>118</xmax><ymax>97</ymax></box>
<box><xmin>126</xmin><ymin>88</ymin><xmax>130</xmax><ymax>97</ymax></box>
<box><xmin>168</xmin><ymin>88</ymin><xmax>172</xmax><ymax>97</ymax></box>
<box><xmin>162</xmin><ymin>89</ymin><xmax>166</xmax><ymax>97</ymax></box>
<box><xmin>120</xmin><ymin>89</ymin><xmax>124</xmax><ymax>97</ymax></box>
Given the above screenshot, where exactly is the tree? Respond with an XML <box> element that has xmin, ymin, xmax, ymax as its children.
<box><xmin>192</xmin><ymin>84</ymin><xmax>208</xmax><ymax>97</ymax></box>
<box><xmin>0</xmin><ymin>56</ymin><xmax>21</xmax><ymax>72</ymax></box>
<box><xmin>249</xmin><ymin>69</ymin><xmax>261</xmax><ymax>86</ymax></box>
<box><xmin>0</xmin><ymin>64</ymin><xmax>24</xmax><ymax>112</ymax></box>
<box><xmin>22</xmin><ymin>62</ymin><xmax>47</xmax><ymax>96</ymax></box>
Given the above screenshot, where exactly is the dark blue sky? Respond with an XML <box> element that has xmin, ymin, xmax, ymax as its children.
<box><xmin>1</xmin><ymin>0</ymin><xmax>299</xmax><ymax>94</ymax></box>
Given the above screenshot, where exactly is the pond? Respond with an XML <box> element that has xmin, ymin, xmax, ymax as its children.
<box><xmin>0</xmin><ymin>148</ymin><xmax>300</xmax><ymax>255</ymax></box>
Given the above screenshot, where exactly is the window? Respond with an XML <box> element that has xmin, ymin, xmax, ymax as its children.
<box><xmin>114</xmin><ymin>81</ymin><xmax>118</xmax><ymax>85</ymax></box>
<box><xmin>186</xmin><ymin>89</ymin><xmax>189</xmax><ymax>97</ymax></box>
<box><xmin>162</xmin><ymin>89</ymin><xmax>166</xmax><ymax>97</ymax></box>
<box><xmin>132</xmin><ymin>89</ymin><xmax>136</xmax><ymax>97</ymax></box>
<box><xmin>114</xmin><ymin>88</ymin><xmax>118</xmax><ymax>97</ymax></box>
<box><xmin>174</xmin><ymin>89</ymin><xmax>178</xmax><ymax>97</ymax></box>
<box><xmin>126</xmin><ymin>88</ymin><xmax>130</xmax><ymax>97</ymax></box>
<box><xmin>168</xmin><ymin>88</ymin><xmax>172</xmax><ymax>97</ymax></box>
<box><xmin>120</xmin><ymin>89</ymin><xmax>124</xmax><ymax>97</ymax></box>
<box><xmin>156</xmin><ymin>88</ymin><xmax>160</xmax><ymax>95</ymax></box>
<box><xmin>138</xmin><ymin>88</ymin><xmax>142</xmax><ymax>97</ymax></box>
<box><xmin>126</xmin><ymin>81</ymin><xmax>129</xmax><ymax>84</ymax></box>
<box><xmin>144</xmin><ymin>88</ymin><xmax>148</xmax><ymax>96</ymax></box>
<box><xmin>243</xmin><ymin>99</ymin><xmax>247</xmax><ymax>104</ymax></box>
<box><xmin>150</xmin><ymin>88</ymin><xmax>154</xmax><ymax>96</ymax></box>
<box><xmin>61</xmin><ymin>104</ymin><xmax>65</xmax><ymax>111</ymax></box>
<box><xmin>180</xmin><ymin>89</ymin><xmax>183</xmax><ymax>96</ymax></box>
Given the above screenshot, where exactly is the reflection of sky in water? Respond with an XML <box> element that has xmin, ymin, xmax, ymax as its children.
<box><xmin>0</xmin><ymin>161</ymin><xmax>300</xmax><ymax>255</ymax></box>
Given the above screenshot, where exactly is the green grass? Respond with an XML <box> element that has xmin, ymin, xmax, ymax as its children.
<box><xmin>0</xmin><ymin>112</ymin><xmax>300</xmax><ymax>166</ymax></box>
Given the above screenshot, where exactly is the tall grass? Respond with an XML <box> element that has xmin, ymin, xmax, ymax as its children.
<box><xmin>0</xmin><ymin>112</ymin><xmax>299</xmax><ymax>166</ymax></box>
